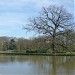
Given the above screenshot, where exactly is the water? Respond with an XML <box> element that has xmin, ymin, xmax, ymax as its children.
<box><xmin>0</xmin><ymin>55</ymin><xmax>75</xmax><ymax>75</ymax></box>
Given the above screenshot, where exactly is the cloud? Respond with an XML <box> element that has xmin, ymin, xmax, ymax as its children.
<box><xmin>0</xmin><ymin>0</ymin><xmax>74</xmax><ymax>38</ymax></box>
<box><xmin>0</xmin><ymin>0</ymin><xmax>74</xmax><ymax>14</ymax></box>
<box><xmin>0</xmin><ymin>0</ymin><xmax>73</xmax><ymax>7</ymax></box>
<box><xmin>0</xmin><ymin>0</ymin><xmax>74</xmax><ymax>25</ymax></box>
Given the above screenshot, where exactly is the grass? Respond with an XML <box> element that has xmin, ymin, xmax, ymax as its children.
<box><xmin>0</xmin><ymin>51</ymin><xmax>75</xmax><ymax>56</ymax></box>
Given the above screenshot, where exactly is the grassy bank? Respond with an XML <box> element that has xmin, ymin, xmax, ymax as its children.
<box><xmin>0</xmin><ymin>51</ymin><xmax>75</xmax><ymax>56</ymax></box>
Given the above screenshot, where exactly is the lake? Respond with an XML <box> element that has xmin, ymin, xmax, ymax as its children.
<box><xmin>0</xmin><ymin>55</ymin><xmax>75</xmax><ymax>75</ymax></box>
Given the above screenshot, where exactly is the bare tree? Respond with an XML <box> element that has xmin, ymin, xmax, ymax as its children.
<box><xmin>24</xmin><ymin>5</ymin><xmax>74</xmax><ymax>53</ymax></box>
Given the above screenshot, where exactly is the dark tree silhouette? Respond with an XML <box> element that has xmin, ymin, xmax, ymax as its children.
<box><xmin>9</xmin><ymin>39</ymin><xmax>17</xmax><ymax>50</ymax></box>
<box><xmin>24</xmin><ymin>5</ymin><xmax>74</xmax><ymax>53</ymax></box>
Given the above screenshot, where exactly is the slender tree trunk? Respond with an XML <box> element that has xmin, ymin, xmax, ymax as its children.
<box><xmin>52</xmin><ymin>35</ymin><xmax>56</xmax><ymax>53</ymax></box>
<box><xmin>51</xmin><ymin>29</ymin><xmax>56</xmax><ymax>53</ymax></box>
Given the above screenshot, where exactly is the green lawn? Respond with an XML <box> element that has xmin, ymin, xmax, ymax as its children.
<box><xmin>0</xmin><ymin>51</ymin><xmax>75</xmax><ymax>56</ymax></box>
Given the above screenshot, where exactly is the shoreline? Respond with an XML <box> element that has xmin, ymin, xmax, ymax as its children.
<box><xmin>0</xmin><ymin>52</ymin><xmax>75</xmax><ymax>56</ymax></box>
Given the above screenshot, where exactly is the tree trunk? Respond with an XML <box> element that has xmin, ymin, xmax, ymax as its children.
<box><xmin>51</xmin><ymin>34</ymin><xmax>56</xmax><ymax>53</ymax></box>
<box><xmin>51</xmin><ymin>27</ymin><xmax>57</xmax><ymax>53</ymax></box>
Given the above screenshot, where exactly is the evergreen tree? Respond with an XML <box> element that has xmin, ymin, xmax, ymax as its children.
<box><xmin>9</xmin><ymin>39</ymin><xmax>16</xmax><ymax>50</ymax></box>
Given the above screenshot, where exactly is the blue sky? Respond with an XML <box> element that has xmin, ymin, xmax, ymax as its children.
<box><xmin>0</xmin><ymin>0</ymin><xmax>74</xmax><ymax>38</ymax></box>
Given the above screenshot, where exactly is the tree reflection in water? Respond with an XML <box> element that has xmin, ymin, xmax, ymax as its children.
<box><xmin>0</xmin><ymin>55</ymin><xmax>75</xmax><ymax>75</ymax></box>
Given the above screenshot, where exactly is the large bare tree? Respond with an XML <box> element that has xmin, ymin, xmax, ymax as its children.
<box><xmin>24</xmin><ymin>5</ymin><xmax>74</xmax><ymax>53</ymax></box>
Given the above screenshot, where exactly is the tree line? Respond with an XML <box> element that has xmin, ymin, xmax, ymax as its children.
<box><xmin>0</xmin><ymin>30</ymin><xmax>75</xmax><ymax>53</ymax></box>
<box><xmin>24</xmin><ymin>5</ymin><xmax>75</xmax><ymax>53</ymax></box>
<box><xmin>0</xmin><ymin>5</ymin><xmax>75</xmax><ymax>53</ymax></box>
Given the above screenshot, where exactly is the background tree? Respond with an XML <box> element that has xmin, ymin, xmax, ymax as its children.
<box><xmin>0</xmin><ymin>36</ymin><xmax>10</xmax><ymax>51</ymax></box>
<box><xmin>8</xmin><ymin>39</ymin><xmax>17</xmax><ymax>50</ymax></box>
<box><xmin>16</xmin><ymin>38</ymin><xmax>30</xmax><ymax>51</ymax></box>
<box><xmin>61</xmin><ymin>29</ymin><xmax>75</xmax><ymax>52</ymax></box>
<box><xmin>24</xmin><ymin>5</ymin><xmax>74</xmax><ymax>53</ymax></box>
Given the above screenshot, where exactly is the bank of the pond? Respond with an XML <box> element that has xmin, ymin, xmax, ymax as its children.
<box><xmin>0</xmin><ymin>51</ymin><xmax>75</xmax><ymax>56</ymax></box>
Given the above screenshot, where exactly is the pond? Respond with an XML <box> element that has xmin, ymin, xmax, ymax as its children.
<box><xmin>0</xmin><ymin>55</ymin><xmax>75</xmax><ymax>75</ymax></box>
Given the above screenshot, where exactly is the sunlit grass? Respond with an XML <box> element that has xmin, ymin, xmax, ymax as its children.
<box><xmin>0</xmin><ymin>51</ymin><xmax>75</xmax><ymax>56</ymax></box>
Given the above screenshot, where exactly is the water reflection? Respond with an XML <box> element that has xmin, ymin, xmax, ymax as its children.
<box><xmin>0</xmin><ymin>55</ymin><xmax>75</xmax><ymax>75</ymax></box>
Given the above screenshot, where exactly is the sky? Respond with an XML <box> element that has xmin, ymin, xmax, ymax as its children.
<box><xmin>0</xmin><ymin>0</ymin><xmax>74</xmax><ymax>38</ymax></box>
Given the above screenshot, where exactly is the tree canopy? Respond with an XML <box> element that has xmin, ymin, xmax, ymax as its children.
<box><xmin>24</xmin><ymin>5</ymin><xmax>75</xmax><ymax>52</ymax></box>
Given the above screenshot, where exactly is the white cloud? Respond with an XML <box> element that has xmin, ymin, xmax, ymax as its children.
<box><xmin>0</xmin><ymin>16</ymin><xmax>26</xmax><ymax>26</ymax></box>
<box><xmin>0</xmin><ymin>0</ymin><xmax>73</xmax><ymax>7</ymax></box>
<box><xmin>0</xmin><ymin>0</ymin><xmax>74</xmax><ymax>37</ymax></box>
<box><xmin>0</xmin><ymin>0</ymin><xmax>74</xmax><ymax>26</ymax></box>
<box><xmin>0</xmin><ymin>0</ymin><xmax>74</xmax><ymax>12</ymax></box>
